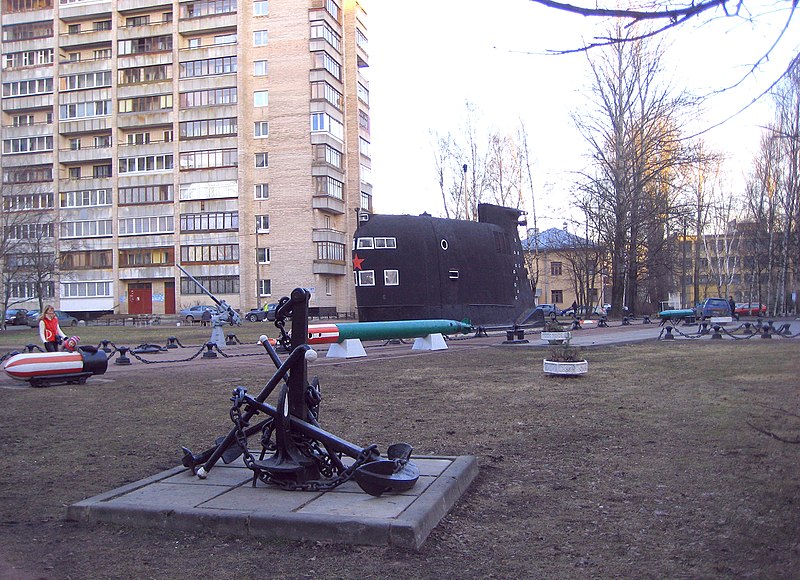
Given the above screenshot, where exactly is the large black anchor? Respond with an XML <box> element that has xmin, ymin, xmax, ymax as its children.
<box><xmin>181</xmin><ymin>288</ymin><xmax>419</xmax><ymax>496</ymax></box>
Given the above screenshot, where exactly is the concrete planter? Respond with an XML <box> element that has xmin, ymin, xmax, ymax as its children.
<box><xmin>540</xmin><ymin>331</ymin><xmax>571</xmax><ymax>345</ymax></box>
<box><xmin>543</xmin><ymin>359</ymin><xmax>588</xmax><ymax>376</ymax></box>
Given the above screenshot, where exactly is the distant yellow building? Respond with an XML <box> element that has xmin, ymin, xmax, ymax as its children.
<box><xmin>521</xmin><ymin>227</ymin><xmax>606</xmax><ymax>312</ymax></box>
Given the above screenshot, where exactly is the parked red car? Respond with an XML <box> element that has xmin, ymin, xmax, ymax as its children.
<box><xmin>735</xmin><ymin>302</ymin><xmax>767</xmax><ymax>317</ymax></box>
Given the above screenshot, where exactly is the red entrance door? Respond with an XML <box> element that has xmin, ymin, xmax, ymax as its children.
<box><xmin>164</xmin><ymin>281</ymin><xmax>175</xmax><ymax>315</ymax></box>
<box><xmin>128</xmin><ymin>283</ymin><xmax>152</xmax><ymax>314</ymax></box>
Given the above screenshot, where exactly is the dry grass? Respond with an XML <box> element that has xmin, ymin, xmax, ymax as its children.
<box><xmin>0</xmin><ymin>333</ymin><xmax>798</xmax><ymax>578</ymax></box>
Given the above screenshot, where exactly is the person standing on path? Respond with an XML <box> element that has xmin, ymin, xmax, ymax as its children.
<box><xmin>38</xmin><ymin>305</ymin><xmax>67</xmax><ymax>352</ymax></box>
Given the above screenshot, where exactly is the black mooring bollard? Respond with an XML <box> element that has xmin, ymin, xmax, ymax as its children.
<box><xmin>225</xmin><ymin>333</ymin><xmax>237</xmax><ymax>346</ymax></box>
<box><xmin>699</xmin><ymin>322</ymin><xmax>710</xmax><ymax>335</ymax></box>
<box><xmin>202</xmin><ymin>342</ymin><xmax>218</xmax><ymax>358</ymax></box>
<box><xmin>622</xmin><ymin>316</ymin><xmax>631</xmax><ymax>326</ymax></box>
<box><xmin>663</xmin><ymin>326</ymin><xmax>675</xmax><ymax>340</ymax></box>
<box><xmin>166</xmin><ymin>336</ymin><xmax>179</xmax><ymax>349</ymax></box>
<box><xmin>761</xmin><ymin>324</ymin><xmax>772</xmax><ymax>339</ymax></box>
<box><xmin>115</xmin><ymin>346</ymin><xmax>132</xmax><ymax>365</ymax></box>
<box><xmin>25</xmin><ymin>343</ymin><xmax>41</xmax><ymax>353</ymax></box>
<box><xmin>643</xmin><ymin>315</ymin><xmax>651</xmax><ymax>324</ymax></box>
<box><xmin>598</xmin><ymin>316</ymin><xmax>608</xmax><ymax>328</ymax></box>
<box><xmin>99</xmin><ymin>339</ymin><xmax>112</xmax><ymax>353</ymax></box>
<box><xmin>711</xmin><ymin>324</ymin><xmax>723</xmax><ymax>339</ymax></box>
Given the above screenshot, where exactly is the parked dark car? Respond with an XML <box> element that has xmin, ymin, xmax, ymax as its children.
<box><xmin>245</xmin><ymin>303</ymin><xmax>277</xmax><ymax>322</ymax></box>
<box><xmin>4</xmin><ymin>308</ymin><xmax>28</xmax><ymax>326</ymax></box>
<box><xmin>25</xmin><ymin>310</ymin><xmax>79</xmax><ymax>328</ymax></box>
<box><xmin>696</xmin><ymin>297</ymin><xmax>732</xmax><ymax>320</ymax></box>
<box><xmin>179</xmin><ymin>305</ymin><xmax>219</xmax><ymax>323</ymax></box>
<box><xmin>735</xmin><ymin>302</ymin><xmax>767</xmax><ymax>317</ymax></box>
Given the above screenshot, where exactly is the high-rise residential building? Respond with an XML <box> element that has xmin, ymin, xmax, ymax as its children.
<box><xmin>0</xmin><ymin>0</ymin><xmax>371</xmax><ymax>318</ymax></box>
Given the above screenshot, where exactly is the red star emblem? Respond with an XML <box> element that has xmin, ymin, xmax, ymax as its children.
<box><xmin>352</xmin><ymin>253</ymin><xmax>365</xmax><ymax>270</ymax></box>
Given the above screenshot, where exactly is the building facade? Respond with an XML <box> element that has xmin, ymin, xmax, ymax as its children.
<box><xmin>521</xmin><ymin>227</ymin><xmax>606</xmax><ymax>312</ymax></box>
<box><xmin>1</xmin><ymin>0</ymin><xmax>370</xmax><ymax>317</ymax></box>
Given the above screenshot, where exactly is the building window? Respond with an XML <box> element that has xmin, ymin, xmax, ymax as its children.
<box><xmin>179</xmin><ymin>56</ymin><xmax>237</xmax><ymax>78</ymax></box>
<box><xmin>254</xmin><ymin>183</ymin><xmax>269</xmax><ymax>199</ymax></box>
<box><xmin>550</xmin><ymin>261</ymin><xmax>562</xmax><ymax>276</ymax></box>
<box><xmin>59</xmin><ymin>100</ymin><xmax>111</xmax><ymax>120</ymax></box>
<box><xmin>254</xmin><ymin>60</ymin><xmax>268</xmax><ymax>76</ymax></box>
<box><xmin>118</xmin><ymin>215</ymin><xmax>174</xmax><ymax>235</ymax></box>
<box><xmin>118</xmin><ymin>94</ymin><xmax>173</xmax><ymax>113</ymax></box>
<box><xmin>384</xmin><ymin>270</ymin><xmax>399</xmax><ymax>286</ymax></box>
<box><xmin>180</xmin><ymin>244</ymin><xmax>239</xmax><ymax>264</ymax></box>
<box><xmin>60</xmin><ymin>189</ymin><xmax>112</xmax><ymax>208</ymax></box>
<box><xmin>119</xmin><ymin>184</ymin><xmax>173</xmax><ymax>205</ymax></box>
<box><xmin>3</xmin><ymin>165</ymin><xmax>52</xmax><ymax>184</ymax></box>
<box><xmin>310</xmin><ymin>21</ymin><xmax>340</xmax><ymax>51</ymax></box>
<box><xmin>258</xmin><ymin>279</ymin><xmax>272</xmax><ymax>297</ymax></box>
<box><xmin>253</xmin><ymin>30</ymin><xmax>268</xmax><ymax>46</ymax></box>
<box><xmin>255</xmin><ymin>152</ymin><xmax>268</xmax><ymax>168</ymax></box>
<box><xmin>314</xmin><ymin>175</ymin><xmax>343</xmax><ymax>199</ymax></box>
<box><xmin>256</xmin><ymin>247</ymin><xmax>270</xmax><ymax>263</ymax></box>
<box><xmin>254</xmin><ymin>121</ymin><xmax>269</xmax><ymax>137</ymax></box>
<box><xmin>119</xmin><ymin>247</ymin><xmax>174</xmax><ymax>266</ymax></box>
<box><xmin>3</xmin><ymin>192</ymin><xmax>54</xmax><ymax>211</ymax></box>
<box><xmin>10</xmin><ymin>281</ymin><xmax>54</xmax><ymax>299</ymax></box>
<box><xmin>551</xmin><ymin>290</ymin><xmax>563</xmax><ymax>304</ymax></box>
<box><xmin>119</xmin><ymin>155</ymin><xmax>174</xmax><ymax>174</ymax></box>
<box><xmin>180</xmin><ymin>211</ymin><xmax>238</xmax><ymax>232</ymax></box>
<box><xmin>311</xmin><ymin>51</ymin><xmax>340</xmax><ymax>79</ymax></box>
<box><xmin>255</xmin><ymin>214</ymin><xmax>269</xmax><ymax>232</ymax></box>
<box><xmin>118</xmin><ymin>64</ymin><xmax>171</xmax><ymax>85</ymax></box>
<box><xmin>62</xmin><ymin>280</ymin><xmax>112</xmax><ymax>298</ymax></box>
<box><xmin>181</xmin><ymin>275</ymin><xmax>239</xmax><ymax>295</ymax></box>
<box><xmin>313</xmin><ymin>144</ymin><xmax>342</xmax><ymax>168</ymax></box>
<box><xmin>316</xmin><ymin>241</ymin><xmax>345</xmax><ymax>262</ymax></box>
<box><xmin>93</xmin><ymin>164</ymin><xmax>112</xmax><ymax>178</ymax></box>
<box><xmin>179</xmin><ymin>117</ymin><xmax>237</xmax><ymax>139</ymax></box>
<box><xmin>180</xmin><ymin>0</ymin><xmax>237</xmax><ymax>19</ymax></box>
<box><xmin>179</xmin><ymin>86</ymin><xmax>237</xmax><ymax>108</ymax></box>
<box><xmin>357</xmin><ymin>270</ymin><xmax>375</xmax><ymax>286</ymax></box>
<box><xmin>254</xmin><ymin>90</ymin><xmax>269</xmax><ymax>107</ymax></box>
<box><xmin>61</xmin><ymin>220</ymin><xmax>113</xmax><ymax>238</ymax></box>
<box><xmin>2</xmin><ymin>77</ymin><xmax>53</xmax><ymax>97</ymax></box>
<box><xmin>374</xmin><ymin>237</ymin><xmax>396</xmax><ymax>249</ymax></box>
<box><xmin>60</xmin><ymin>250</ymin><xmax>112</xmax><ymax>270</ymax></box>
<box><xmin>179</xmin><ymin>149</ymin><xmax>238</xmax><ymax>170</ymax></box>
<box><xmin>310</xmin><ymin>81</ymin><xmax>342</xmax><ymax>109</ymax></box>
<box><xmin>359</xmin><ymin>137</ymin><xmax>370</xmax><ymax>157</ymax></box>
<box><xmin>253</xmin><ymin>0</ymin><xmax>268</xmax><ymax>16</ymax></box>
<box><xmin>118</xmin><ymin>35</ymin><xmax>172</xmax><ymax>56</ymax></box>
<box><xmin>310</xmin><ymin>112</ymin><xmax>343</xmax><ymax>140</ymax></box>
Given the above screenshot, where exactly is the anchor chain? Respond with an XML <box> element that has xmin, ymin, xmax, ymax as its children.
<box><xmin>228</xmin><ymin>393</ymin><xmax>377</xmax><ymax>492</ymax></box>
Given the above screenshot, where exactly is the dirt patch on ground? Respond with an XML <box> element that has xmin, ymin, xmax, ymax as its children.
<box><xmin>0</xmin><ymin>335</ymin><xmax>799</xmax><ymax>578</ymax></box>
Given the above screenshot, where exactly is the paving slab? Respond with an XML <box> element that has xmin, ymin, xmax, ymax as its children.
<box><xmin>67</xmin><ymin>453</ymin><xmax>478</xmax><ymax>550</ymax></box>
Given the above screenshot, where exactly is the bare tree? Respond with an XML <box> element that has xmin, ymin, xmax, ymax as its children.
<box><xmin>430</xmin><ymin>101</ymin><xmax>535</xmax><ymax>221</ymax></box>
<box><xmin>574</xmin><ymin>22</ymin><xmax>698</xmax><ymax>315</ymax></box>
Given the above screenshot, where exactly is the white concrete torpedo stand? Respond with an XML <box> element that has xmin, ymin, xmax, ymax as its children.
<box><xmin>307</xmin><ymin>320</ymin><xmax>470</xmax><ymax>359</ymax></box>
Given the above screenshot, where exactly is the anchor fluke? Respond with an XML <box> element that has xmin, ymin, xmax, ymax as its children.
<box><xmin>354</xmin><ymin>442</ymin><xmax>419</xmax><ymax>497</ymax></box>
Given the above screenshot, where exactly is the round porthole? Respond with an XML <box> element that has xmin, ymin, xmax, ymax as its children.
<box><xmin>440</xmin><ymin>239</ymin><xmax>448</xmax><ymax>250</ymax></box>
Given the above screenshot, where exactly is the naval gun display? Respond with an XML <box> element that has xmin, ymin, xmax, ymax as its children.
<box><xmin>180</xmin><ymin>287</ymin><xmax>419</xmax><ymax>496</ymax></box>
<box><xmin>176</xmin><ymin>264</ymin><xmax>241</xmax><ymax>347</ymax></box>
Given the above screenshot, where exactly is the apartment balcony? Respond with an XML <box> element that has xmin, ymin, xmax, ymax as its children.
<box><xmin>117</xmin><ymin>21</ymin><xmax>174</xmax><ymax>41</ymax></box>
<box><xmin>308</xmin><ymin>8</ymin><xmax>341</xmax><ymax>33</ymax></box>
<box><xmin>178</xmin><ymin>104</ymin><xmax>236</xmax><ymax>122</ymax></box>
<box><xmin>312</xmin><ymin>260</ymin><xmax>347</xmax><ymax>276</ymax></box>
<box><xmin>116</xmin><ymin>140</ymin><xmax>173</xmax><ymax>158</ymax></box>
<box><xmin>57</xmin><ymin>55</ymin><xmax>113</xmax><ymax>70</ymax></box>
<box><xmin>117</xmin><ymin>81</ymin><xmax>173</xmax><ymax>100</ymax></box>
<box><xmin>311</xmin><ymin>164</ymin><xmax>344</xmax><ymax>181</ymax></box>
<box><xmin>58</xmin><ymin>116</ymin><xmax>110</xmax><ymax>135</ymax></box>
<box><xmin>116</xmin><ymin>51</ymin><xmax>173</xmax><ymax>69</ymax></box>
<box><xmin>117</xmin><ymin>110</ymin><xmax>174</xmax><ymax>128</ymax></box>
<box><xmin>178</xmin><ymin>13</ymin><xmax>238</xmax><ymax>35</ymax></box>
<box><xmin>312</xmin><ymin>194</ymin><xmax>345</xmax><ymax>215</ymax></box>
<box><xmin>117</xmin><ymin>0</ymin><xmax>171</xmax><ymax>13</ymax></box>
<box><xmin>2</xmin><ymin>37</ymin><xmax>53</xmax><ymax>53</ymax></box>
<box><xmin>59</xmin><ymin>0</ymin><xmax>111</xmax><ymax>20</ymax></box>
<box><xmin>177</xmin><ymin>42</ymin><xmax>236</xmax><ymax>63</ymax></box>
<box><xmin>309</xmin><ymin>68</ymin><xmax>343</xmax><ymax>90</ymax></box>
<box><xmin>58</xmin><ymin>144</ymin><xmax>112</xmax><ymax>164</ymax></box>
<box><xmin>119</xmin><ymin>266</ymin><xmax>174</xmax><ymax>281</ymax></box>
<box><xmin>58</xmin><ymin>176</ymin><xmax>113</xmax><ymax>190</ymax></box>
<box><xmin>2</xmin><ymin>8</ymin><xmax>54</xmax><ymax>27</ymax></box>
<box><xmin>2</xmin><ymin>151</ymin><xmax>52</xmax><ymax>166</ymax></box>
<box><xmin>58</xmin><ymin>30</ymin><xmax>112</xmax><ymax>50</ymax></box>
<box><xmin>1</xmin><ymin>122</ymin><xmax>53</xmax><ymax>138</ymax></box>
<box><xmin>1</xmin><ymin>93</ymin><xmax>54</xmax><ymax>112</ymax></box>
<box><xmin>312</xmin><ymin>228</ymin><xmax>347</xmax><ymax>245</ymax></box>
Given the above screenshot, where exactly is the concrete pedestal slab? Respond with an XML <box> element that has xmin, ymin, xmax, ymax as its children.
<box><xmin>67</xmin><ymin>454</ymin><xmax>477</xmax><ymax>550</ymax></box>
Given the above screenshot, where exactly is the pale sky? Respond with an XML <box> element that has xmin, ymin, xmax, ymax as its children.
<box><xmin>365</xmin><ymin>0</ymin><xmax>800</xmax><ymax>232</ymax></box>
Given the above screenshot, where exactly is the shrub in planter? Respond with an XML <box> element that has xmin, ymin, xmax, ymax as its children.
<box><xmin>543</xmin><ymin>340</ymin><xmax>588</xmax><ymax>376</ymax></box>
